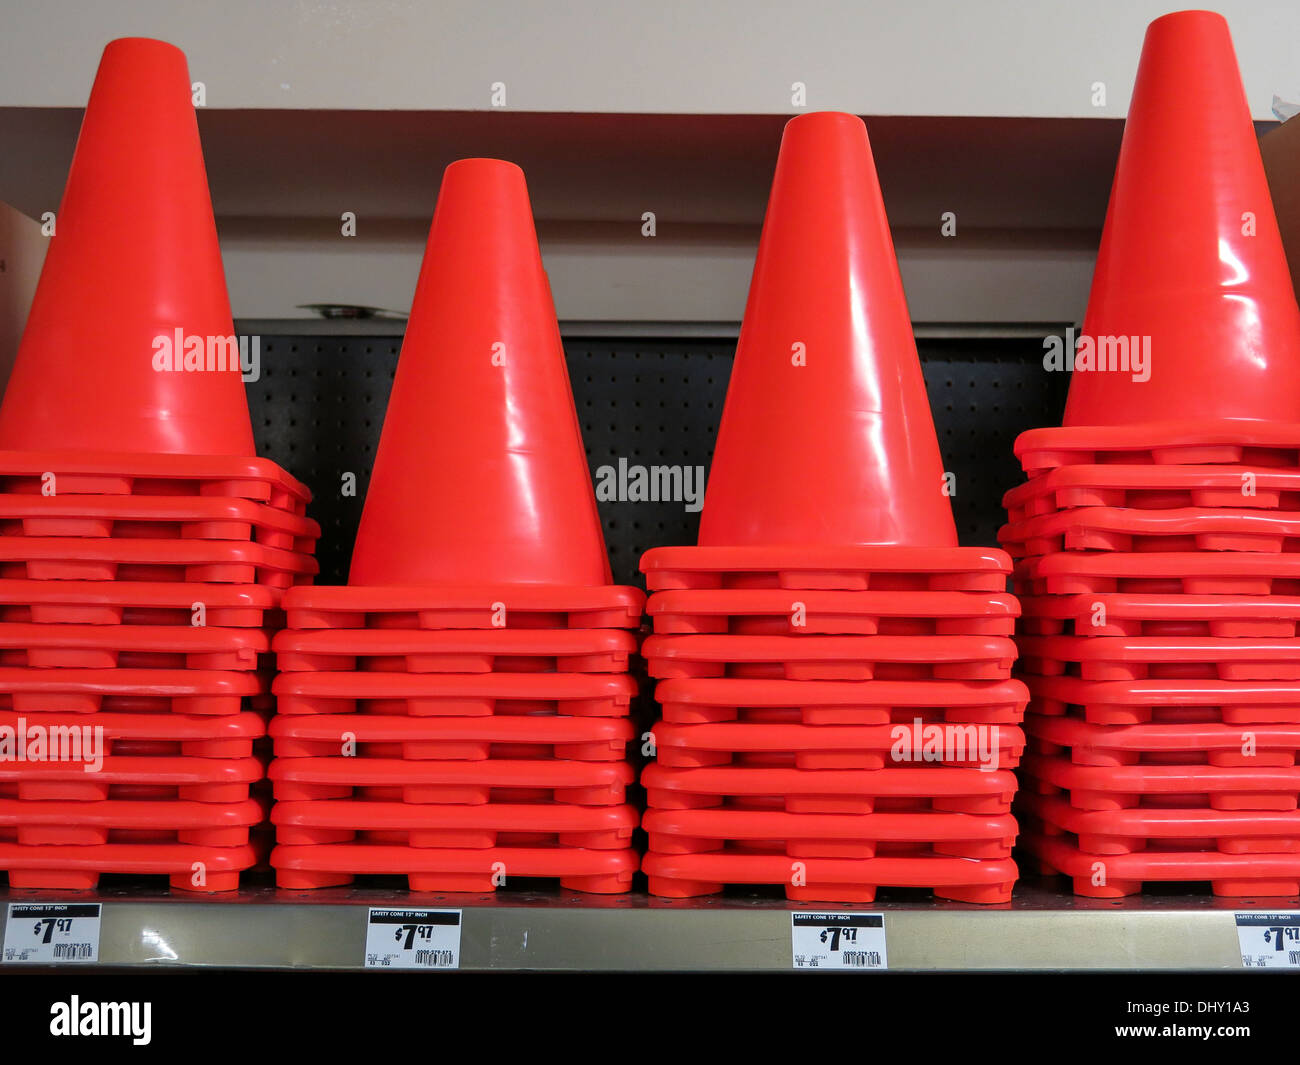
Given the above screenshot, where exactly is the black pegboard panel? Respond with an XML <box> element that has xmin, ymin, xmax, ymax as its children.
<box><xmin>921</xmin><ymin>337</ymin><xmax>1069</xmax><ymax>546</ymax></box>
<box><xmin>245</xmin><ymin>334</ymin><xmax>1065</xmax><ymax>586</ymax></box>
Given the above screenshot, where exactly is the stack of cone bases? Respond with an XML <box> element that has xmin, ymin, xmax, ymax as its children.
<box><xmin>0</xmin><ymin>39</ymin><xmax>323</xmax><ymax>890</ymax></box>
<box><xmin>638</xmin><ymin>112</ymin><xmax>1026</xmax><ymax>904</ymax></box>
<box><xmin>268</xmin><ymin>158</ymin><xmax>642</xmax><ymax>895</ymax></box>
<box><xmin>1004</xmin><ymin>12</ymin><xmax>1300</xmax><ymax>899</ymax></box>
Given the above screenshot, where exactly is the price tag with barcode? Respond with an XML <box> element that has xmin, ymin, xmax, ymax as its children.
<box><xmin>791</xmin><ymin>912</ymin><xmax>887</xmax><ymax>970</ymax></box>
<box><xmin>3</xmin><ymin>903</ymin><xmax>101</xmax><ymax>964</ymax></box>
<box><xmin>1236</xmin><ymin>912</ymin><xmax>1300</xmax><ymax>969</ymax></box>
<box><xmin>365</xmin><ymin>908</ymin><xmax>461</xmax><ymax>969</ymax></box>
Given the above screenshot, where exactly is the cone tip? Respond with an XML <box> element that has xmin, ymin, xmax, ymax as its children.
<box><xmin>785</xmin><ymin>111</ymin><xmax>865</xmax><ymax>134</ymax></box>
<box><xmin>101</xmin><ymin>36</ymin><xmax>187</xmax><ymax>62</ymax></box>
<box><xmin>1146</xmin><ymin>9</ymin><xmax>1230</xmax><ymax>35</ymax></box>
<box><xmin>443</xmin><ymin>157</ymin><xmax>526</xmax><ymax>181</ymax></box>
<box><xmin>436</xmin><ymin>159</ymin><xmax>533</xmax><ymax>223</ymax></box>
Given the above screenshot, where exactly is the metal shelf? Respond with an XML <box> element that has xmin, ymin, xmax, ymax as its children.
<box><xmin>0</xmin><ymin>877</ymin><xmax>1286</xmax><ymax>971</ymax></box>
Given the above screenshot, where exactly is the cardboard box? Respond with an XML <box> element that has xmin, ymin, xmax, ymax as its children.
<box><xmin>1262</xmin><ymin>113</ymin><xmax>1300</xmax><ymax>304</ymax></box>
<box><xmin>0</xmin><ymin>202</ymin><xmax>46</xmax><ymax>393</ymax></box>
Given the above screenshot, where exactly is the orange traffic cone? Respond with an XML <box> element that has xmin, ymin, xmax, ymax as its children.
<box><xmin>636</xmin><ymin>114</ymin><xmax>1022</xmax><ymax>903</ymax></box>
<box><xmin>696</xmin><ymin>111</ymin><xmax>957</xmax><ymax>549</ymax></box>
<box><xmin>270</xmin><ymin>159</ymin><xmax>640</xmax><ymax>896</ymax></box>
<box><xmin>0</xmin><ymin>37</ymin><xmax>254</xmax><ymax>458</ymax></box>
<box><xmin>348</xmin><ymin>158</ymin><xmax>612</xmax><ymax>587</ymax></box>
<box><xmin>0</xmin><ymin>39</ymin><xmax>314</xmax><ymax>897</ymax></box>
<box><xmin>1017</xmin><ymin>11</ymin><xmax>1300</xmax><ymax>471</ymax></box>
<box><xmin>1007</xmin><ymin>12</ymin><xmax>1300</xmax><ymax>901</ymax></box>
<box><xmin>1065</xmin><ymin>9</ymin><xmax>1300</xmax><ymax>428</ymax></box>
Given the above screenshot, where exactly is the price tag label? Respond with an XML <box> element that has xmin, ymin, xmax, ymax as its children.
<box><xmin>1236</xmin><ymin>912</ymin><xmax>1300</xmax><ymax>969</ymax></box>
<box><xmin>365</xmin><ymin>908</ymin><xmax>461</xmax><ymax>969</ymax></box>
<box><xmin>791</xmin><ymin>911</ymin><xmax>887</xmax><ymax>970</ymax></box>
<box><xmin>3</xmin><ymin>903</ymin><xmax>101</xmax><ymax>964</ymax></box>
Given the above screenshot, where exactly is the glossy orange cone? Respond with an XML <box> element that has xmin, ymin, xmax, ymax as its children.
<box><xmin>0</xmin><ymin>38</ymin><xmax>254</xmax><ymax>457</ymax></box>
<box><xmin>697</xmin><ymin>112</ymin><xmax>956</xmax><ymax>548</ymax></box>
<box><xmin>348</xmin><ymin>159</ymin><xmax>611</xmax><ymax>587</ymax></box>
<box><xmin>1062</xmin><ymin>10</ymin><xmax>1300</xmax><ymax>427</ymax></box>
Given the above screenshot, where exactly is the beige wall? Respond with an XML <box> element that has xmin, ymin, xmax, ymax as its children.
<box><xmin>218</xmin><ymin>223</ymin><xmax>1096</xmax><ymax>325</ymax></box>
<box><xmin>1</xmin><ymin>2</ymin><xmax>1292</xmax><ymax>325</ymax></box>
<box><xmin>0</xmin><ymin>0</ymin><xmax>1294</xmax><ymax>120</ymax></box>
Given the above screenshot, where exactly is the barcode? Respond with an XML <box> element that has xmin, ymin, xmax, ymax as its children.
<box><xmin>1289</xmin><ymin>951</ymin><xmax>1300</xmax><ymax>965</ymax></box>
<box><xmin>414</xmin><ymin>949</ymin><xmax>454</xmax><ymax>968</ymax></box>
<box><xmin>52</xmin><ymin>943</ymin><xmax>93</xmax><ymax>960</ymax></box>
<box><xmin>841</xmin><ymin>950</ymin><xmax>882</xmax><ymax>968</ymax></box>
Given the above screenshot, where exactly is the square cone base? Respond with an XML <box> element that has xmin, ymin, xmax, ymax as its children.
<box><xmin>642</xmin><ymin>633</ymin><xmax>1016</xmax><ymax>682</ymax></box>
<box><xmin>647</xmin><ymin>589</ymin><xmax>1020</xmax><ymax>637</ymax></box>
<box><xmin>270</xmin><ymin>842</ymin><xmax>638</xmax><ymax>894</ymax></box>
<box><xmin>0</xmin><ymin>451</ymin><xmax>311</xmax><ymax>513</ymax></box>
<box><xmin>1001</xmin><ymin>505</ymin><xmax>1300</xmax><ymax>557</ymax></box>
<box><xmin>273</xmin><ymin>627</ymin><xmax>636</xmax><ymax>674</ymax></box>
<box><xmin>268</xmin><ymin>582</ymin><xmax>643</xmax><ymax>893</ymax></box>
<box><xmin>283</xmin><ymin>584</ymin><xmax>643</xmax><ymax>631</ymax></box>
<box><xmin>0</xmin><ymin>453</ymin><xmax>316</xmax><ymax>892</ymax></box>
<box><xmin>639</xmin><ymin>543</ymin><xmax>1025</xmax><ymax>902</ymax></box>
<box><xmin>1014</xmin><ymin>422</ymin><xmax>1300</xmax><ymax>477</ymax></box>
<box><xmin>0</xmin><ymin>492</ymin><xmax>318</xmax><ymax>552</ymax></box>
<box><xmin>641</xmin><ymin>545</ymin><xmax>1011</xmax><ymax>592</ymax></box>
